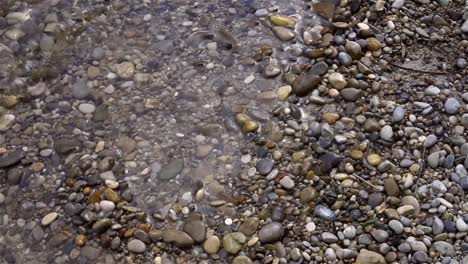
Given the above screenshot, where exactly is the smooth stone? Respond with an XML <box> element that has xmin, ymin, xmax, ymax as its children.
<box><xmin>393</xmin><ymin>106</ymin><xmax>405</xmax><ymax>122</ymax></box>
<box><xmin>432</xmin><ymin>180</ymin><xmax>447</xmax><ymax>194</ymax></box>
<box><xmin>392</xmin><ymin>0</ymin><xmax>405</xmax><ymax>8</ymax></box>
<box><xmin>340</xmin><ymin>88</ymin><xmax>363</xmax><ymax>101</ymax></box>
<box><xmin>445</xmin><ymin>98</ymin><xmax>460</xmax><ymax>114</ymax></box>
<box><xmin>292</xmin><ymin>72</ymin><xmax>321</xmax><ymax>96</ymax></box>
<box><xmin>355</xmin><ymin>249</ymin><xmax>386</xmax><ymax>264</ymax></box>
<box><xmin>309</xmin><ymin>61</ymin><xmax>328</xmax><ymax>76</ymax></box>
<box><xmin>425</xmin><ymin>85</ymin><xmax>440</xmax><ymax>95</ymax></box>
<box><xmin>338</xmin><ymin>52</ymin><xmax>353</xmax><ymax>66</ymax></box>
<box><xmin>389</xmin><ymin>220</ymin><xmax>404</xmax><ymax>234</ymax></box>
<box><xmin>232</xmin><ymin>256</ymin><xmax>253</xmax><ymax>264</ymax></box>
<box><xmin>183</xmin><ymin>220</ymin><xmax>206</xmax><ymax>243</ymax></box>
<box><xmin>321</xmin><ymin>232</ymin><xmax>338</xmax><ymax>243</ymax></box>
<box><xmin>380</xmin><ymin>125</ymin><xmax>393</xmax><ymax>141</ymax></box>
<box><xmin>41</xmin><ymin>212</ymin><xmax>58</xmax><ymax>226</ymax></box>
<box><xmin>203</xmin><ymin>236</ymin><xmax>220</xmax><ymax>254</ymax></box>
<box><xmin>127</xmin><ymin>239</ymin><xmax>146</xmax><ymax>254</ymax></box>
<box><xmin>414</xmin><ymin>251</ymin><xmax>428</xmax><ymax>263</ymax></box>
<box><xmin>456</xmin><ymin>217</ymin><xmax>468</xmax><ymax>232</ymax></box>
<box><xmin>239</xmin><ymin>218</ymin><xmax>259</xmax><ymax>236</ymax></box>
<box><xmin>271</xmin><ymin>27</ymin><xmax>295</xmax><ymax>41</ymax></box>
<box><xmin>384</xmin><ymin>177</ymin><xmax>400</xmax><ymax>197</ymax></box>
<box><xmin>279</xmin><ymin>176</ymin><xmax>295</xmax><ymax>189</ymax></box>
<box><xmin>299</xmin><ymin>187</ymin><xmax>317</xmax><ymax>203</ymax></box>
<box><xmin>222</xmin><ymin>232</ymin><xmax>246</xmax><ymax>254</ymax></box>
<box><xmin>424</xmin><ymin>135</ymin><xmax>437</xmax><ymax>148</ymax></box>
<box><xmin>55</xmin><ymin>138</ymin><xmax>81</xmax><ymax>155</ymax></box>
<box><xmin>78</xmin><ymin>103</ymin><xmax>96</xmax><ymax>114</ymax></box>
<box><xmin>0</xmin><ymin>149</ymin><xmax>24</xmax><ymax>168</ymax></box>
<box><xmin>427</xmin><ymin>152</ymin><xmax>440</xmax><ymax>168</ymax></box>
<box><xmin>159</xmin><ymin>159</ymin><xmax>184</xmax><ymax>180</ymax></box>
<box><xmin>343</xmin><ymin>226</ymin><xmax>357</xmax><ymax>238</ymax></box>
<box><xmin>328</xmin><ymin>72</ymin><xmax>347</xmax><ymax>89</ymax></box>
<box><xmin>81</xmin><ymin>246</ymin><xmax>101</xmax><ymax>260</ymax></box>
<box><xmin>345</xmin><ymin>41</ymin><xmax>363</xmax><ymax>59</ymax></box>
<box><xmin>315</xmin><ymin>205</ymin><xmax>336</xmax><ymax>221</ymax></box>
<box><xmin>99</xmin><ymin>201</ymin><xmax>115</xmax><ymax>212</ymax></box>
<box><xmin>92</xmin><ymin>218</ymin><xmax>112</xmax><ymax>233</ymax></box>
<box><xmin>162</xmin><ymin>229</ymin><xmax>194</xmax><ymax>248</ymax></box>
<box><xmin>256</xmin><ymin>158</ymin><xmax>274</xmax><ymax>175</ymax></box>
<box><xmin>258</xmin><ymin>222</ymin><xmax>284</xmax><ymax>244</ymax></box>
<box><xmin>462</xmin><ymin>20</ymin><xmax>468</xmax><ymax>33</ymax></box>
<box><xmin>72</xmin><ymin>78</ymin><xmax>91</xmax><ymax>99</ymax></box>
<box><xmin>433</xmin><ymin>241</ymin><xmax>455</xmax><ymax>256</ymax></box>
<box><xmin>401</xmin><ymin>196</ymin><xmax>420</xmax><ymax>216</ymax></box>
<box><xmin>370</xmin><ymin>229</ymin><xmax>389</xmax><ymax>243</ymax></box>
<box><xmin>433</xmin><ymin>217</ymin><xmax>445</xmax><ymax>235</ymax></box>
<box><xmin>0</xmin><ymin>114</ymin><xmax>15</xmax><ymax>132</ymax></box>
<box><xmin>115</xmin><ymin>62</ymin><xmax>135</xmax><ymax>79</ymax></box>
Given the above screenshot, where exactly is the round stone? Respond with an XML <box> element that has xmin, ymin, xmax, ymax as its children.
<box><xmin>203</xmin><ymin>236</ymin><xmax>220</xmax><ymax>254</ymax></box>
<box><xmin>258</xmin><ymin>222</ymin><xmax>284</xmax><ymax>244</ymax></box>
<box><xmin>127</xmin><ymin>239</ymin><xmax>146</xmax><ymax>254</ymax></box>
<box><xmin>115</xmin><ymin>62</ymin><xmax>135</xmax><ymax>79</ymax></box>
<box><xmin>99</xmin><ymin>201</ymin><xmax>115</xmax><ymax>212</ymax></box>
<box><xmin>367</xmin><ymin>154</ymin><xmax>382</xmax><ymax>166</ymax></box>
<box><xmin>78</xmin><ymin>103</ymin><xmax>96</xmax><ymax>114</ymax></box>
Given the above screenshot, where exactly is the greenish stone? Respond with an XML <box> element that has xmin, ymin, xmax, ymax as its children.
<box><xmin>159</xmin><ymin>159</ymin><xmax>184</xmax><ymax>180</ymax></box>
<box><xmin>222</xmin><ymin>232</ymin><xmax>246</xmax><ymax>254</ymax></box>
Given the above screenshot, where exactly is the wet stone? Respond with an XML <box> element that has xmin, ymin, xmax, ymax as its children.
<box><xmin>81</xmin><ymin>246</ymin><xmax>101</xmax><ymax>260</ymax></box>
<box><xmin>272</xmin><ymin>27</ymin><xmax>295</xmax><ymax>41</ymax></box>
<box><xmin>256</xmin><ymin>158</ymin><xmax>274</xmax><ymax>175</ymax></box>
<box><xmin>159</xmin><ymin>159</ymin><xmax>184</xmax><ymax>180</ymax></box>
<box><xmin>239</xmin><ymin>218</ymin><xmax>259</xmax><ymax>236</ymax></box>
<box><xmin>292</xmin><ymin>72</ymin><xmax>321</xmax><ymax>97</ymax></box>
<box><xmin>258</xmin><ymin>222</ymin><xmax>284</xmax><ymax>244</ymax></box>
<box><xmin>222</xmin><ymin>232</ymin><xmax>246</xmax><ymax>254</ymax></box>
<box><xmin>162</xmin><ymin>230</ymin><xmax>194</xmax><ymax>248</ymax></box>
<box><xmin>203</xmin><ymin>236</ymin><xmax>221</xmax><ymax>254</ymax></box>
<box><xmin>183</xmin><ymin>220</ymin><xmax>206</xmax><ymax>243</ymax></box>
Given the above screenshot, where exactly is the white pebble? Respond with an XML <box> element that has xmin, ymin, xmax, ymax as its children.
<box><xmin>244</xmin><ymin>75</ymin><xmax>255</xmax><ymax>84</ymax></box>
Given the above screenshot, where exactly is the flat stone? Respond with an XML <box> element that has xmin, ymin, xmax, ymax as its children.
<box><xmin>271</xmin><ymin>27</ymin><xmax>295</xmax><ymax>41</ymax></box>
<box><xmin>445</xmin><ymin>98</ymin><xmax>460</xmax><ymax>114</ymax></box>
<box><xmin>321</xmin><ymin>232</ymin><xmax>338</xmax><ymax>243</ymax></box>
<box><xmin>292</xmin><ymin>72</ymin><xmax>321</xmax><ymax>96</ymax></box>
<box><xmin>183</xmin><ymin>220</ymin><xmax>206</xmax><ymax>243</ymax></box>
<box><xmin>256</xmin><ymin>158</ymin><xmax>274</xmax><ymax>175</ymax></box>
<box><xmin>78</xmin><ymin>103</ymin><xmax>96</xmax><ymax>114</ymax></box>
<box><xmin>41</xmin><ymin>212</ymin><xmax>58</xmax><ymax>226</ymax></box>
<box><xmin>239</xmin><ymin>217</ymin><xmax>259</xmax><ymax>236</ymax></box>
<box><xmin>355</xmin><ymin>249</ymin><xmax>386</xmax><ymax>264</ymax></box>
<box><xmin>115</xmin><ymin>62</ymin><xmax>135</xmax><ymax>79</ymax></box>
<box><xmin>433</xmin><ymin>241</ymin><xmax>455</xmax><ymax>256</ymax></box>
<box><xmin>159</xmin><ymin>159</ymin><xmax>184</xmax><ymax>180</ymax></box>
<box><xmin>162</xmin><ymin>229</ymin><xmax>194</xmax><ymax>248</ymax></box>
<box><xmin>0</xmin><ymin>149</ymin><xmax>25</xmax><ymax>168</ymax></box>
<box><xmin>340</xmin><ymin>88</ymin><xmax>363</xmax><ymax>101</ymax></box>
<box><xmin>258</xmin><ymin>222</ymin><xmax>284</xmax><ymax>244</ymax></box>
<box><xmin>388</xmin><ymin>220</ymin><xmax>403</xmax><ymax>234</ymax></box>
<box><xmin>279</xmin><ymin>176</ymin><xmax>295</xmax><ymax>189</ymax></box>
<box><xmin>92</xmin><ymin>218</ymin><xmax>112</xmax><ymax>233</ymax></box>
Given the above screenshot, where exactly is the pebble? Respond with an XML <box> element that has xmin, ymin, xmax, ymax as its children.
<box><xmin>258</xmin><ymin>222</ymin><xmax>284</xmax><ymax>244</ymax></box>
<box><xmin>445</xmin><ymin>98</ymin><xmax>460</xmax><ymax>114</ymax></box>
<box><xmin>279</xmin><ymin>176</ymin><xmax>295</xmax><ymax>189</ymax></box>
<box><xmin>328</xmin><ymin>72</ymin><xmax>347</xmax><ymax>89</ymax></box>
<box><xmin>78</xmin><ymin>103</ymin><xmax>96</xmax><ymax>114</ymax></box>
<box><xmin>272</xmin><ymin>26</ymin><xmax>295</xmax><ymax>41</ymax></box>
<box><xmin>222</xmin><ymin>232</ymin><xmax>246</xmax><ymax>254</ymax></box>
<box><xmin>256</xmin><ymin>158</ymin><xmax>274</xmax><ymax>175</ymax></box>
<box><xmin>203</xmin><ymin>236</ymin><xmax>220</xmax><ymax>254</ymax></box>
<box><xmin>0</xmin><ymin>114</ymin><xmax>15</xmax><ymax>132</ymax></box>
<box><xmin>393</xmin><ymin>106</ymin><xmax>405</xmax><ymax>122</ymax></box>
<box><xmin>356</xmin><ymin>250</ymin><xmax>386</xmax><ymax>264</ymax></box>
<box><xmin>127</xmin><ymin>239</ymin><xmax>146</xmax><ymax>254</ymax></box>
<box><xmin>41</xmin><ymin>212</ymin><xmax>58</xmax><ymax>226</ymax></box>
<box><xmin>380</xmin><ymin>125</ymin><xmax>393</xmax><ymax>141</ymax></box>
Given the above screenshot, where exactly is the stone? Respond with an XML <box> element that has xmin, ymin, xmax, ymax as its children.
<box><xmin>456</xmin><ymin>217</ymin><xmax>468</xmax><ymax>232</ymax></box>
<box><xmin>258</xmin><ymin>222</ymin><xmax>284</xmax><ymax>244</ymax></box>
<box><xmin>425</xmin><ymin>85</ymin><xmax>440</xmax><ymax>96</ymax></box>
<box><xmin>162</xmin><ymin>229</ymin><xmax>194</xmax><ymax>248</ymax></box>
<box><xmin>269</xmin><ymin>15</ymin><xmax>296</xmax><ymax>28</ymax></box>
<box><xmin>433</xmin><ymin>217</ymin><xmax>444</xmax><ymax>235</ymax></box>
<box><xmin>393</xmin><ymin>107</ymin><xmax>405</xmax><ymax>122</ymax></box>
<box><xmin>0</xmin><ymin>149</ymin><xmax>24</xmax><ymax>168</ymax></box>
<box><xmin>116</xmin><ymin>62</ymin><xmax>135</xmax><ymax>79</ymax></box>
<box><xmin>343</xmin><ymin>226</ymin><xmax>357</xmax><ymax>238</ymax></box>
<box><xmin>92</xmin><ymin>218</ymin><xmax>112</xmax><ymax>233</ymax></box>
<box><xmin>431</xmin><ymin>180</ymin><xmax>447</xmax><ymax>194</ymax></box>
<box><xmin>424</xmin><ymin>135</ymin><xmax>437</xmax><ymax>148</ymax></box>
<box><xmin>222</xmin><ymin>232</ymin><xmax>246</xmax><ymax>254</ymax></box>
<box><xmin>272</xmin><ymin>27</ymin><xmax>295</xmax><ymax>41</ymax></box>
<box><xmin>81</xmin><ymin>246</ymin><xmax>100</xmax><ymax>260</ymax></box>
<box><xmin>401</xmin><ymin>196</ymin><xmax>420</xmax><ymax>216</ymax></box>
<box><xmin>0</xmin><ymin>114</ymin><xmax>15</xmax><ymax>132</ymax></box>
<box><xmin>55</xmin><ymin>138</ymin><xmax>81</xmax><ymax>155</ymax></box>
<box><xmin>159</xmin><ymin>159</ymin><xmax>184</xmax><ymax>180</ymax></box>
<box><xmin>279</xmin><ymin>176</ymin><xmax>295</xmax><ymax>189</ymax></box>
<box><xmin>338</xmin><ymin>52</ymin><xmax>353</xmax><ymax>66</ymax></box>
<box><xmin>366</xmin><ymin>38</ymin><xmax>381</xmax><ymax>51</ymax></box>
<box><xmin>78</xmin><ymin>103</ymin><xmax>96</xmax><ymax>114</ymax></box>
<box><xmin>292</xmin><ymin>72</ymin><xmax>321</xmax><ymax>96</ymax></box>
<box><xmin>355</xmin><ymin>250</ymin><xmax>386</xmax><ymax>264</ymax></box>
<box><xmin>232</xmin><ymin>256</ymin><xmax>253</xmax><ymax>264</ymax></box>
<box><xmin>380</xmin><ymin>125</ymin><xmax>393</xmax><ymax>141</ymax></box>
<box><xmin>384</xmin><ymin>177</ymin><xmax>400</xmax><ymax>197</ymax></box>
<box><xmin>370</xmin><ymin>229</ymin><xmax>389</xmax><ymax>243</ymax></box>
<box><xmin>299</xmin><ymin>187</ymin><xmax>317</xmax><ymax>203</ymax></box>
<box><xmin>99</xmin><ymin>201</ymin><xmax>115</xmax><ymax>212</ymax></box>
<box><xmin>309</xmin><ymin>61</ymin><xmax>329</xmax><ymax>75</ymax></box>
<box><xmin>127</xmin><ymin>239</ymin><xmax>146</xmax><ymax>254</ymax></box>
<box><xmin>72</xmin><ymin>78</ymin><xmax>91</xmax><ymax>99</ymax></box>
<box><xmin>41</xmin><ymin>212</ymin><xmax>58</xmax><ymax>226</ymax></box>
<box><xmin>277</xmin><ymin>85</ymin><xmax>292</xmax><ymax>101</ymax></box>
<box><xmin>345</xmin><ymin>41</ymin><xmax>363</xmax><ymax>59</ymax></box>
<box><xmin>321</xmin><ymin>232</ymin><xmax>338</xmax><ymax>243</ymax></box>
<box><xmin>388</xmin><ymin>220</ymin><xmax>403</xmax><ymax>234</ymax></box>
<box><xmin>256</xmin><ymin>158</ymin><xmax>274</xmax><ymax>175</ymax></box>
<box><xmin>203</xmin><ymin>236</ymin><xmax>220</xmax><ymax>254</ymax></box>
<box><xmin>239</xmin><ymin>218</ymin><xmax>259</xmax><ymax>236</ymax></box>
<box><xmin>427</xmin><ymin>152</ymin><xmax>439</xmax><ymax>168</ymax></box>
<box><xmin>183</xmin><ymin>220</ymin><xmax>206</xmax><ymax>243</ymax></box>
<box><xmin>367</xmin><ymin>154</ymin><xmax>382</xmax><ymax>166</ymax></box>
<box><xmin>328</xmin><ymin>72</ymin><xmax>347</xmax><ymax>89</ymax></box>
<box><xmin>444</xmin><ymin>98</ymin><xmax>460</xmax><ymax>114</ymax></box>
<box><xmin>340</xmin><ymin>88</ymin><xmax>363</xmax><ymax>101</ymax></box>
<box><xmin>462</xmin><ymin>20</ymin><xmax>468</xmax><ymax>34</ymax></box>
<box><xmin>312</xmin><ymin>1</ymin><xmax>335</xmax><ymax>19</ymax></box>
<box><xmin>433</xmin><ymin>241</ymin><xmax>455</xmax><ymax>256</ymax></box>
<box><xmin>195</xmin><ymin>145</ymin><xmax>213</xmax><ymax>158</ymax></box>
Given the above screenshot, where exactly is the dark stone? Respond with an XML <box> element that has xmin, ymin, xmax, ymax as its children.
<box><xmin>292</xmin><ymin>73</ymin><xmax>321</xmax><ymax>97</ymax></box>
<box><xmin>0</xmin><ymin>149</ymin><xmax>25</xmax><ymax>168</ymax></box>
